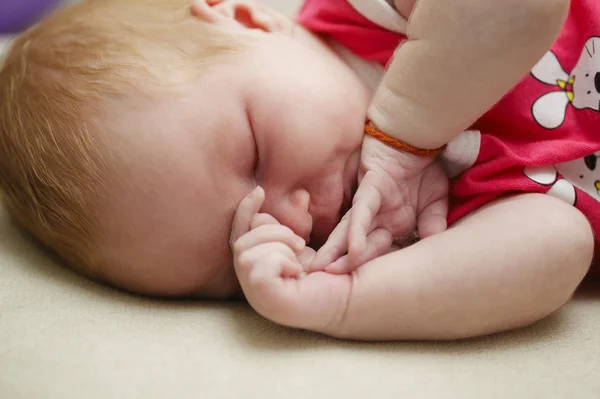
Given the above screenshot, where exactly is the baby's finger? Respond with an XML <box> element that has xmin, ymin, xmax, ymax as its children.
<box><xmin>251</xmin><ymin>213</ymin><xmax>280</xmax><ymax>229</ymax></box>
<box><xmin>418</xmin><ymin>197</ymin><xmax>448</xmax><ymax>239</ymax></box>
<box><xmin>308</xmin><ymin>213</ymin><xmax>350</xmax><ymax>272</ymax></box>
<box><xmin>190</xmin><ymin>0</ymin><xmax>222</xmax><ymax>12</ymax></box>
<box><xmin>322</xmin><ymin>254</ymin><xmax>351</xmax><ymax>275</ymax></box>
<box><xmin>357</xmin><ymin>227</ymin><xmax>394</xmax><ymax>265</ymax></box>
<box><xmin>296</xmin><ymin>247</ymin><xmax>316</xmax><ymax>270</ymax></box>
<box><xmin>189</xmin><ymin>0</ymin><xmax>211</xmax><ymax>16</ymax></box>
<box><xmin>234</xmin><ymin>224</ymin><xmax>305</xmax><ymax>255</ymax></box>
<box><xmin>418</xmin><ymin>164</ymin><xmax>449</xmax><ymax>238</ymax></box>
<box><xmin>237</xmin><ymin>243</ymin><xmax>303</xmax><ymax>281</ymax></box>
<box><xmin>348</xmin><ymin>173</ymin><xmax>382</xmax><ymax>259</ymax></box>
<box><xmin>238</xmin><ymin>242</ymin><xmax>297</xmax><ymax>269</ymax></box>
<box><xmin>325</xmin><ymin>227</ymin><xmax>393</xmax><ymax>274</ymax></box>
<box><xmin>230</xmin><ymin>187</ymin><xmax>265</xmax><ymax>246</ymax></box>
<box><xmin>249</xmin><ymin>251</ymin><xmax>305</xmax><ymax>283</ymax></box>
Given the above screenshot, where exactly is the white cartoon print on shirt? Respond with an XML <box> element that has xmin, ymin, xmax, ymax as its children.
<box><xmin>525</xmin><ymin>152</ymin><xmax>600</xmax><ymax>206</ymax></box>
<box><xmin>530</xmin><ymin>36</ymin><xmax>600</xmax><ymax>129</ymax></box>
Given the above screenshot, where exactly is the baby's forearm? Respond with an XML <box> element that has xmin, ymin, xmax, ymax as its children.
<box><xmin>322</xmin><ymin>195</ymin><xmax>592</xmax><ymax>341</ymax></box>
<box><xmin>369</xmin><ymin>0</ymin><xmax>570</xmax><ymax>149</ymax></box>
<box><xmin>243</xmin><ymin>194</ymin><xmax>591</xmax><ymax>340</ymax></box>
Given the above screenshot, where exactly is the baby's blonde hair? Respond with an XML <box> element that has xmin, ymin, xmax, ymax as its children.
<box><xmin>0</xmin><ymin>0</ymin><xmax>244</xmax><ymax>277</ymax></box>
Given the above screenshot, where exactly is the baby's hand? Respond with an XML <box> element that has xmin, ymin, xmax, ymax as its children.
<box><xmin>311</xmin><ymin>136</ymin><xmax>449</xmax><ymax>273</ymax></box>
<box><xmin>231</xmin><ymin>187</ymin><xmax>352</xmax><ymax>332</ymax></box>
<box><xmin>231</xmin><ymin>187</ymin><xmax>307</xmax><ymax>299</ymax></box>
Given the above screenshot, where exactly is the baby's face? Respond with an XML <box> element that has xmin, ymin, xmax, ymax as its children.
<box><xmin>100</xmin><ymin>18</ymin><xmax>370</xmax><ymax>297</ymax></box>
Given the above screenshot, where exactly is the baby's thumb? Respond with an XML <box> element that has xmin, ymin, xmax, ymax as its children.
<box><xmin>418</xmin><ymin>197</ymin><xmax>448</xmax><ymax>239</ymax></box>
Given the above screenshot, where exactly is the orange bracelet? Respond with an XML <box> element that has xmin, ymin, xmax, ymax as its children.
<box><xmin>364</xmin><ymin>122</ymin><xmax>446</xmax><ymax>157</ymax></box>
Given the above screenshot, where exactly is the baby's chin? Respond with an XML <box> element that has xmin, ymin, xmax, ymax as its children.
<box><xmin>309</xmin><ymin>212</ymin><xmax>343</xmax><ymax>249</ymax></box>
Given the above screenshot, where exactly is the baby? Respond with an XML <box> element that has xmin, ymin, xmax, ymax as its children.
<box><xmin>0</xmin><ymin>0</ymin><xmax>595</xmax><ymax>340</ymax></box>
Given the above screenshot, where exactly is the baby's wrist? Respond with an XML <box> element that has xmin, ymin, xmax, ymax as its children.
<box><xmin>368</xmin><ymin>82</ymin><xmax>453</xmax><ymax>151</ymax></box>
<box><xmin>364</xmin><ymin>120</ymin><xmax>446</xmax><ymax>158</ymax></box>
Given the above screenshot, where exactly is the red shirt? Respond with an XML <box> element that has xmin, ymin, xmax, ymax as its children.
<box><xmin>298</xmin><ymin>0</ymin><xmax>600</xmax><ymax>256</ymax></box>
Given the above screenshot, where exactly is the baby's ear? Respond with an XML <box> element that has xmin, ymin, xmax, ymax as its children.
<box><xmin>190</xmin><ymin>0</ymin><xmax>284</xmax><ymax>33</ymax></box>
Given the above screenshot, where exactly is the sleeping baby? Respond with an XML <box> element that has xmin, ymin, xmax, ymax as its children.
<box><xmin>0</xmin><ymin>0</ymin><xmax>596</xmax><ymax>340</ymax></box>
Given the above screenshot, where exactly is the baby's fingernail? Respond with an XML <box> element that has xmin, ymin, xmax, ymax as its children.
<box><xmin>294</xmin><ymin>237</ymin><xmax>305</xmax><ymax>250</ymax></box>
<box><xmin>250</xmin><ymin>186</ymin><xmax>263</xmax><ymax>198</ymax></box>
<box><xmin>297</xmin><ymin>271</ymin><xmax>307</xmax><ymax>280</ymax></box>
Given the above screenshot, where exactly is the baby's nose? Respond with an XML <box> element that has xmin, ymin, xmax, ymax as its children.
<box><xmin>284</xmin><ymin>189</ymin><xmax>312</xmax><ymax>242</ymax></box>
<box><xmin>260</xmin><ymin>188</ymin><xmax>312</xmax><ymax>242</ymax></box>
<box><xmin>288</xmin><ymin>189</ymin><xmax>310</xmax><ymax>213</ymax></box>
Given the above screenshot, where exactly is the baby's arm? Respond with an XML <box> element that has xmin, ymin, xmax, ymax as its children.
<box><xmin>312</xmin><ymin>0</ymin><xmax>572</xmax><ymax>270</ymax></box>
<box><xmin>327</xmin><ymin>194</ymin><xmax>593</xmax><ymax>340</ymax></box>
<box><xmin>370</xmin><ymin>0</ymin><xmax>570</xmax><ymax>149</ymax></box>
<box><xmin>234</xmin><ymin>190</ymin><xmax>593</xmax><ymax>340</ymax></box>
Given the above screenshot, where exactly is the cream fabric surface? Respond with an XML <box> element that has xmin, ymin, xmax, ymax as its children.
<box><xmin>2</xmin><ymin>205</ymin><xmax>600</xmax><ymax>398</ymax></box>
<box><xmin>2</xmin><ymin>1</ymin><xmax>600</xmax><ymax>397</ymax></box>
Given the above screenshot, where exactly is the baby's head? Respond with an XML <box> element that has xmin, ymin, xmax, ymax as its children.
<box><xmin>0</xmin><ymin>0</ymin><xmax>369</xmax><ymax>297</ymax></box>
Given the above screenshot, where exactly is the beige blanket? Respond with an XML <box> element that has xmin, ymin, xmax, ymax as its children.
<box><xmin>2</xmin><ymin>203</ymin><xmax>600</xmax><ymax>398</ymax></box>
